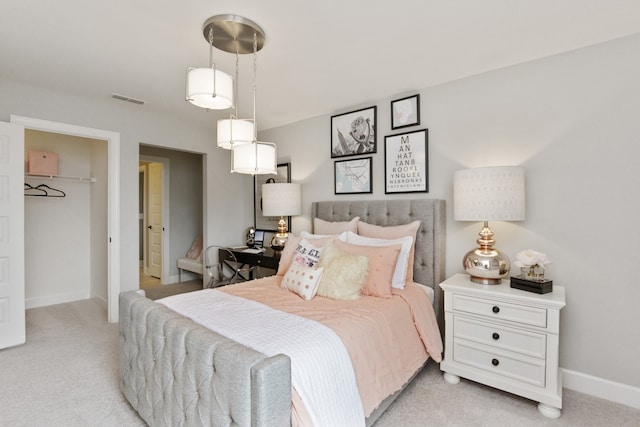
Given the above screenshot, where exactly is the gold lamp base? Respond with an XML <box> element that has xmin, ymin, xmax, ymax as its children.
<box><xmin>463</xmin><ymin>222</ymin><xmax>511</xmax><ymax>285</ymax></box>
<box><xmin>270</xmin><ymin>217</ymin><xmax>289</xmax><ymax>250</ymax></box>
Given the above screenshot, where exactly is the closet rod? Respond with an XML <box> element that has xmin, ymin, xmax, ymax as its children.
<box><xmin>24</xmin><ymin>173</ymin><xmax>96</xmax><ymax>183</ymax></box>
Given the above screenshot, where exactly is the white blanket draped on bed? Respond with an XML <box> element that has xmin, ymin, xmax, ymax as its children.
<box><xmin>159</xmin><ymin>289</ymin><xmax>365</xmax><ymax>427</ymax></box>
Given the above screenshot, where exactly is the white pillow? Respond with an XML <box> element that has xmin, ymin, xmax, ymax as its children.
<box><xmin>281</xmin><ymin>264</ymin><xmax>324</xmax><ymax>301</ymax></box>
<box><xmin>291</xmin><ymin>238</ymin><xmax>324</xmax><ymax>267</ymax></box>
<box><xmin>300</xmin><ymin>231</ymin><xmax>348</xmax><ymax>241</ymax></box>
<box><xmin>344</xmin><ymin>231</ymin><xmax>413</xmax><ymax>289</ymax></box>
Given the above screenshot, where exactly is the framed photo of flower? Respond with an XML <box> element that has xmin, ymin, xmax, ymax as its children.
<box><xmin>330</xmin><ymin>106</ymin><xmax>376</xmax><ymax>158</ymax></box>
<box><xmin>334</xmin><ymin>157</ymin><xmax>373</xmax><ymax>194</ymax></box>
<box><xmin>391</xmin><ymin>94</ymin><xmax>420</xmax><ymax>130</ymax></box>
<box><xmin>384</xmin><ymin>129</ymin><xmax>428</xmax><ymax>194</ymax></box>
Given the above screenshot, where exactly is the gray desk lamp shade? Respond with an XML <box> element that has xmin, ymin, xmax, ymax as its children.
<box><xmin>262</xmin><ymin>183</ymin><xmax>301</xmax><ymax>249</ymax></box>
<box><xmin>454</xmin><ymin>166</ymin><xmax>525</xmax><ymax>284</ymax></box>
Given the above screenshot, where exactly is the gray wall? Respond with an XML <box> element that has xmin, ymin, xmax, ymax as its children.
<box><xmin>262</xmin><ymin>34</ymin><xmax>640</xmax><ymax>391</ymax></box>
<box><xmin>0</xmin><ymin>78</ymin><xmax>255</xmax><ymax>297</ymax></box>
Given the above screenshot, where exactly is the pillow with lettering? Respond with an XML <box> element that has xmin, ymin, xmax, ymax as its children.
<box><xmin>277</xmin><ymin>236</ymin><xmax>332</xmax><ymax>276</ymax></box>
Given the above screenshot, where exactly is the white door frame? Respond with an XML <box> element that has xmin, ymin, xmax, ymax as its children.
<box><xmin>10</xmin><ymin>115</ymin><xmax>121</xmax><ymax>323</ymax></box>
<box><xmin>139</xmin><ymin>155</ymin><xmax>170</xmax><ymax>283</ymax></box>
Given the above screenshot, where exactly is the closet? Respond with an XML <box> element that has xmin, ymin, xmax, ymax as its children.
<box><xmin>24</xmin><ymin>129</ymin><xmax>108</xmax><ymax>309</ymax></box>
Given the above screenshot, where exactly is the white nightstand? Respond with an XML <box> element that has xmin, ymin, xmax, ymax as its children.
<box><xmin>439</xmin><ymin>273</ymin><xmax>566</xmax><ymax>418</ymax></box>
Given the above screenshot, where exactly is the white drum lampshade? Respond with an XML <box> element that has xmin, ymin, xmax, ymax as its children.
<box><xmin>217</xmin><ymin>118</ymin><xmax>255</xmax><ymax>149</ymax></box>
<box><xmin>262</xmin><ymin>182</ymin><xmax>301</xmax><ymax>249</ymax></box>
<box><xmin>186</xmin><ymin>67</ymin><xmax>233</xmax><ymax>110</ymax></box>
<box><xmin>231</xmin><ymin>142</ymin><xmax>277</xmax><ymax>175</ymax></box>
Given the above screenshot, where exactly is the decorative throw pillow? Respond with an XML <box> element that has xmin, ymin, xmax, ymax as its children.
<box><xmin>276</xmin><ymin>235</ymin><xmax>302</xmax><ymax>276</ymax></box>
<box><xmin>313</xmin><ymin>216</ymin><xmax>360</xmax><ymax>235</ymax></box>
<box><xmin>281</xmin><ymin>264</ymin><xmax>324</xmax><ymax>301</ymax></box>
<box><xmin>332</xmin><ymin>239</ymin><xmax>401</xmax><ymax>298</ymax></box>
<box><xmin>344</xmin><ymin>231</ymin><xmax>413</xmax><ymax>289</ymax></box>
<box><xmin>316</xmin><ymin>243</ymin><xmax>368</xmax><ymax>300</ymax></box>
<box><xmin>300</xmin><ymin>230</ymin><xmax>348</xmax><ymax>241</ymax></box>
<box><xmin>357</xmin><ymin>220</ymin><xmax>421</xmax><ymax>283</ymax></box>
<box><xmin>186</xmin><ymin>236</ymin><xmax>203</xmax><ymax>260</ymax></box>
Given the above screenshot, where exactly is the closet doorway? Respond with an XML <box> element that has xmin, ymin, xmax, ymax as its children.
<box><xmin>9</xmin><ymin>115</ymin><xmax>120</xmax><ymax>323</ymax></box>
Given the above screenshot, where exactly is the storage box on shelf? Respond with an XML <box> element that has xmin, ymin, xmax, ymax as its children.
<box><xmin>439</xmin><ymin>273</ymin><xmax>566</xmax><ymax>419</ymax></box>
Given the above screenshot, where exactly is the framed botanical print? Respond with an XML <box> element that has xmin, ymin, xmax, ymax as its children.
<box><xmin>254</xmin><ymin>162</ymin><xmax>290</xmax><ymax>231</ymax></box>
<box><xmin>391</xmin><ymin>94</ymin><xmax>420</xmax><ymax>130</ymax></box>
<box><xmin>330</xmin><ymin>106</ymin><xmax>377</xmax><ymax>158</ymax></box>
<box><xmin>334</xmin><ymin>157</ymin><xmax>373</xmax><ymax>194</ymax></box>
<box><xmin>384</xmin><ymin>129</ymin><xmax>428</xmax><ymax>193</ymax></box>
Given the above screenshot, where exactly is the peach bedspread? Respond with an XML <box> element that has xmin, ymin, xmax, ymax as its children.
<box><xmin>220</xmin><ymin>277</ymin><xmax>442</xmax><ymax>419</ymax></box>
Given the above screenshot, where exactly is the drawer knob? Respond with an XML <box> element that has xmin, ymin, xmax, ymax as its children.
<box><xmin>492</xmin><ymin>358</ymin><xmax>500</xmax><ymax>366</ymax></box>
<box><xmin>492</xmin><ymin>332</ymin><xmax>500</xmax><ymax>340</ymax></box>
<box><xmin>492</xmin><ymin>306</ymin><xmax>500</xmax><ymax>314</ymax></box>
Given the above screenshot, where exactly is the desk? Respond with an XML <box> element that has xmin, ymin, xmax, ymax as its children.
<box><xmin>222</xmin><ymin>247</ymin><xmax>281</xmax><ymax>280</ymax></box>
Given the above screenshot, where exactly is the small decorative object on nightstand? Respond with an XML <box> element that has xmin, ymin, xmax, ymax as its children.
<box><xmin>439</xmin><ymin>273</ymin><xmax>566</xmax><ymax>419</ymax></box>
<box><xmin>511</xmin><ymin>249</ymin><xmax>553</xmax><ymax>294</ymax></box>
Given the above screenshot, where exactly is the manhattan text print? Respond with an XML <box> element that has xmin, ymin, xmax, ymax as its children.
<box><xmin>385</xmin><ymin>130</ymin><xmax>427</xmax><ymax>193</ymax></box>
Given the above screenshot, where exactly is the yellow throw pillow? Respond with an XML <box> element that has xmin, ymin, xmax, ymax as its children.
<box><xmin>316</xmin><ymin>243</ymin><xmax>368</xmax><ymax>300</ymax></box>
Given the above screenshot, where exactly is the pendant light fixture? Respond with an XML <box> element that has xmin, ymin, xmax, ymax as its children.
<box><xmin>185</xmin><ymin>19</ymin><xmax>234</xmax><ymax>110</ymax></box>
<box><xmin>217</xmin><ymin>50</ymin><xmax>255</xmax><ymax>149</ymax></box>
<box><xmin>231</xmin><ymin>29</ymin><xmax>276</xmax><ymax>175</ymax></box>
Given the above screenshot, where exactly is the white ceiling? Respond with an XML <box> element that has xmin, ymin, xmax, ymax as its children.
<box><xmin>2</xmin><ymin>0</ymin><xmax>640</xmax><ymax>131</ymax></box>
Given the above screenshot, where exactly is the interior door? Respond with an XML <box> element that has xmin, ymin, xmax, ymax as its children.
<box><xmin>0</xmin><ymin>121</ymin><xmax>25</xmax><ymax>349</ymax></box>
<box><xmin>148</xmin><ymin>162</ymin><xmax>163</xmax><ymax>279</ymax></box>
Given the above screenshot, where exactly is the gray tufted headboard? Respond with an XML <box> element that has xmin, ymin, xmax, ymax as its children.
<box><xmin>312</xmin><ymin>199</ymin><xmax>446</xmax><ymax>326</ymax></box>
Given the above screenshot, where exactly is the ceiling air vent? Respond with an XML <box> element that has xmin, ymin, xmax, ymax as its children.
<box><xmin>111</xmin><ymin>93</ymin><xmax>147</xmax><ymax>105</ymax></box>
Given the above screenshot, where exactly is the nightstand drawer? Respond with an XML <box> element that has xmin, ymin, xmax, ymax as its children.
<box><xmin>452</xmin><ymin>294</ymin><xmax>547</xmax><ymax>328</ymax></box>
<box><xmin>453</xmin><ymin>340</ymin><xmax>546</xmax><ymax>387</ymax></box>
<box><xmin>454</xmin><ymin>316</ymin><xmax>547</xmax><ymax>359</ymax></box>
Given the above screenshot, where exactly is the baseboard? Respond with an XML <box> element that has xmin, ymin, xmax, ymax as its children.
<box><xmin>562</xmin><ymin>368</ymin><xmax>640</xmax><ymax>410</ymax></box>
<box><xmin>26</xmin><ymin>291</ymin><xmax>91</xmax><ymax>309</ymax></box>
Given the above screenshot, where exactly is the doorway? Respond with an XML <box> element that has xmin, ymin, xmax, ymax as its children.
<box><xmin>138</xmin><ymin>145</ymin><xmax>203</xmax><ymax>290</ymax></box>
<box><xmin>139</xmin><ymin>155</ymin><xmax>170</xmax><ymax>283</ymax></box>
<box><xmin>10</xmin><ymin>115</ymin><xmax>120</xmax><ymax>323</ymax></box>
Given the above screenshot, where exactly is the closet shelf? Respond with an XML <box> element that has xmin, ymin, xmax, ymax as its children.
<box><xmin>25</xmin><ymin>173</ymin><xmax>96</xmax><ymax>183</ymax></box>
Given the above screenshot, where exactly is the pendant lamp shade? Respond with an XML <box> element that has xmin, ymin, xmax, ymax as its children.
<box><xmin>186</xmin><ymin>67</ymin><xmax>233</xmax><ymax>110</ymax></box>
<box><xmin>217</xmin><ymin>118</ymin><xmax>255</xmax><ymax>149</ymax></box>
<box><xmin>232</xmin><ymin>142</ymin><xmax>277</xmax><ymax>175</ymax></box>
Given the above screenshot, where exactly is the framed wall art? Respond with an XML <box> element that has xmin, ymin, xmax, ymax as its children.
<box><xmin>384</xmin><ymin>129</ymin><xmax>428</xmax><ymax>194</ymax></box>
<box><xmin>330</xmin><ymin>106</ymin><xmax>377</xmax><ymax>158</ymax></box>
<box><xmin>334</xmin><ymin>157</ymin><xmax>373</xmax><ymax>194</ymax></box>
<box><xmin>391</xmin><ymin>94</ymin><xmax>420</xmax><ymax>130</ymax></box>
<box><xmin>254</xmin><ymin>162</ymin><xmax>290</xmax><ymax>231</ymax></box>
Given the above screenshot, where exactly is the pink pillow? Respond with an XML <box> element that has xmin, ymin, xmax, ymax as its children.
<box><xmin>186</xmin><ymin>236</ymin><xmax>203</xmax><ymax>260</ymax></box>
<box><xmin>333</xmin><ymin>240</ymin><xmax>401</xmax><ymax>298</ymax></box>
<box><xmin>276</xmin><ymin>235</ymin><xmax>333</xmax><ymax>276</ymax></box>
<box><xmin>314</xmin><ymin>216</ymin><xmax>360</xmax><ymax>234</ymax></box>
<box><xmin>357</xmin><ymin>220</ymin><xmax>420</xmax><ymax>283</ymax></box>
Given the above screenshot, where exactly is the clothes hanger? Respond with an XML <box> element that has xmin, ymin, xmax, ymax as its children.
<box><xmin>24</xmin><ymin>183</ymin><xmax>48</xmax><ymax>197</ymax></box>
<box><xmin>35</xmin><ymin>183</ymin><xmax>66</xmax><ymax>198</ymax></box>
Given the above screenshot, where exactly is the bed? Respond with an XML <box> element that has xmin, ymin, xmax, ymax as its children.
<box><xmin>119</xmin><ymin>198</ymin><xmax>446</xmax><ymax>426</ymax></box>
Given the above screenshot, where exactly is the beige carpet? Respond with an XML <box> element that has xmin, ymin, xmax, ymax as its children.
<box><xmin>1</xmin><ymin>298</ymin><xmax>638</xmax><ymax>426</ymax></box>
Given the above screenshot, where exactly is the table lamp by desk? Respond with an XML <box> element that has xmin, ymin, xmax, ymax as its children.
<box><xmin>261</xmin><ymin>182</ymin><xmax>301</xmax><ymax>250</ymax></box>
<box><xmin>454</xmin><ymin>166</ymin><xmax>525</xmax><ymax>284</ymax></box>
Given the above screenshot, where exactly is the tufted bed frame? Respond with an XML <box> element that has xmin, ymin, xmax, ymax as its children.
<box><xmin>119</xmin><ymin>198</ymin><xmax>445</xmax><ymax>426</ymax></box>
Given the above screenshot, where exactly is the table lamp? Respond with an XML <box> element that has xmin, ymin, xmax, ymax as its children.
<box><xmin>453</xmin><ymin>166</ymin><xmax>525</xmax><ymax>284</ymax></box>
<box><xmin>261</xmin><ymin>182</ymin><xmax>301</xmax><ymax>250</ymax></box>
